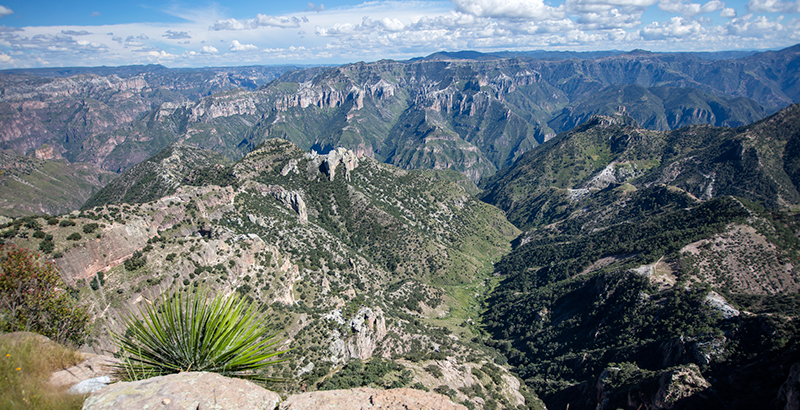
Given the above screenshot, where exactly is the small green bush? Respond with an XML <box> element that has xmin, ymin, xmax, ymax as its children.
<box><xmin>82</xmin><ymin>223</ymin><xmax>99</xmax><ymax>234</ymax></box>
<box><xmin>66</xmin><ymin>233</ymin><xmax>81</xmax><ymax>241</ymax></box>
<box><xmin>58</xmin><ymin>220</ymin><xmax>75</xmax><ymax>228</ymax></box>
<box><xmin>0</xmin><ymin>245</ymin><xmax>90</xmax><ymax>346</ymax></box>
<box><xmin>38</xmin><ymin>240</ymin><xmax>54</xmax><ymax>254</ymax></box>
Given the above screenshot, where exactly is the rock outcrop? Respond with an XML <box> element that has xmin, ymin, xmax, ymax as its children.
<box><xmin>49</xmin><ymin>354</ymin><xmax>120</xmax><ymax>393</ymax></box>
<box><xmin>779</xmin><ymin>362</ymin><xmax>800</xmax><ymax>410</ymax></box>
<box><xmin>82</xmin><ymin>372</ymin><xmax>282</xmax><ymax>410</ymax></box>
<box><xmin>82</xmin><ymin>373</ymin><xmax>467</xmax><ymax>410</ymax></box>
<box><xmin>326</xmin><ymin>306</ymin><xmax>388</xmax><ymax>363</ymax></box>
<box><xmin>304</xmin><ymin>147</ymin><xmax>360</xmax><ymax>182</ymax></box>
<box><xmin>595</xmin><ymin>363</ymin><xmax>719</xmax><ymax>410</ymax></box>
<box><xmin>279</xmin><ymin>387</ymin><xmax>468</xmax><ymax>410</ymax></box>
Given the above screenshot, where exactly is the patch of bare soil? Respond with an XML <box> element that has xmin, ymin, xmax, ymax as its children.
<box><xmin>680</xmin><ymin>224</ymin><xmax>798</xmax><ymax>295</ymax></box>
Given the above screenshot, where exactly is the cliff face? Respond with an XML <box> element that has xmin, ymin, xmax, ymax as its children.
<box><xmin>3</xmin><ymin>46</ymin><xmax>793</xmax><ymax>186</ymax></box>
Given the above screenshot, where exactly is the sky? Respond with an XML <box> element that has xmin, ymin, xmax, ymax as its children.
<box><xmin>0</xmin><ymin>0</ymin><xmax>796</xmax><ymax>68</ymax></box>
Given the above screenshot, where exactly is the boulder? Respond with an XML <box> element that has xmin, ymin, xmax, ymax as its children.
<box><xmin>279</xmin><ymin>387</ymin><xmax>468</xmax><ymax>410</ymax></box>
<box><xmin>82</xmin><ymin>372</ymin><xmax>281</xmax><ymax>410</ymax></box>
<box><xmin>778</xmin><ymin>362</ymin><xmax>800</xmax><ymax>410</ymax></box>
<box><xmin>49</xmin><ymin>354</ymin><xmax>120</xmax><ymax>392</ymax></box>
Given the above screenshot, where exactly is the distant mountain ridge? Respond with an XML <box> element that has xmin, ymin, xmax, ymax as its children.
<box><xmin>0</xmin><ymin>45</ymin><xmax>799</xmax><ymax>217</ymax></box>
<box><xmin>480</xmin><ymin>104</ymin><xmax>800</xmax><ymax>230</ymax></box>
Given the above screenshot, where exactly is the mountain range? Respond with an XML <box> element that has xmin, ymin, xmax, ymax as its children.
<box><xmin>1</xmin><ymin>45</ymin><xmax>800</xmax><ymax>410</ymax></box>
<box><xmin>2</xmin><ymin>45</ymin><xmax>800</xmax><ymax>217</ymax></box>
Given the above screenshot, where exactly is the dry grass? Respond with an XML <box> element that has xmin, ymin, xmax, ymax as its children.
<box><xmin>0</xmin><ymin>332</ymin><xmax>86</xmax><ymax>410</ymax></box>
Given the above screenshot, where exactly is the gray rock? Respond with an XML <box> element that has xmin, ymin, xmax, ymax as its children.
<box><xmin>778</xmin><ymin>361</ymin><xmax>800</xmax><ymax>410</ymax></box>
<box><xmin>49</xmin><ymin>354</ymin><xmax>121</xmax><ymax>391</ymax></box>
<box><xmin>279</xmin><ymin>387</ymin><xmax>468</xmax><ymax>410</ymax></box>
<box><xmin>82</xmin><ymin>372</ymin><xmax>281</xmax><ymax>410</ymax></box>
<box><xmin>68</xmin><ymin>376</ymin><xmax>112</xmax><ymax>395</ymax></box>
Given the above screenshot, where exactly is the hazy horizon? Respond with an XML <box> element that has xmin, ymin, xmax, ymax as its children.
<box><xmin>0</xmin><ymin>0</ymin><xmax>796</xmax><ymax>69</ymax></box>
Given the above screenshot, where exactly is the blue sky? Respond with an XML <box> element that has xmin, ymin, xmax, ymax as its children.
<box><xmin>0</xmin><ymin>0</ymin><xmax>796</xmax><ymax>68</ymax></box>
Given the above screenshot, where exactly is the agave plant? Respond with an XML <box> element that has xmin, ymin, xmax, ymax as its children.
<box><xmin>113</xmin><ymin>288</ymin><xmax>287</xmax><ymax>381</ymax></box>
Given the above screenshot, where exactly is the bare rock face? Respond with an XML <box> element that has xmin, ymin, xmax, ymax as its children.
<box><xmin>49</xmin><ymin>354</ymin><xmax>120</xmax><ymax>392</ymax></box>
<box><xmin>595</xmin><ymin>363</ymin><xmax>718</xmax><ymax>410</ymax></box>
<box><xmin>33</xmin><ymin>144</ymin><xmax>63</xmax><ymax>161</ymax></box>
<box><xmin>778</xmin><ymin>362</ymin><xmax>800</xmax><ymax>410</ymax></box>
<box><xmin>326</xmin><ymin>306</ymin><xmax>387</xmax><ymax>363</ymax></box>
<box><xmin>279</xmin><ymin>387</ymin><xmax>468</xmax><ymax>410</ymax></box>
<box><xmin>305</xmin><ymin>147</ymin><xmax>360</xmax><ymax>182</ymax></box>
<box><xmin>650</xmin><ymin>364</ymin><xmax>711</xmax><ymax>409</ymax></box>
<box><xmin>82</xmin><ymin>372</ymin><xmax>281</xmax><ymax>410</ymax></box>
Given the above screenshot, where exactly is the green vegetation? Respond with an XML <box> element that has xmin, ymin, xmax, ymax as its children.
<box><xmin>0</xmin><ymin>245</ymin><xmax>90</xmax><ymax>346</ymax></box>
<box><xmin>0</xmin><ymin>333</ymin><xmax>86</xmax><ymax>410</ymax></box>
<box><xmin>319</xmin><ymin>358</ymin><xmax>411</xmax><ymax>390</ymax></box>
<box><xmin>113</xmin><ymin>288</ymin><xmax>287</xmax><ymax>381</ymax></box>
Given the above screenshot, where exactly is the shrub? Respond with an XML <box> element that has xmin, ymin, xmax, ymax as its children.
<box><xmin>38</xmin><ymin>240</ymin><xmax>54</xmax><ymax>254</ymax></box>
<box><xmin>82</xmin><ymin>223</ymin><xmax>99</xmax><ymax>234</ymax></box>
<box><xmin>425</xmin><ymin>364</ymin><xmax>444</xmax><ymax>378</ymax></box>
<box><xmin>123</xmin><ymin>250</ymin><xmax>146</xmax><ymax>271</ymax></box>
<box><xmin>0</xmin><ymin>245</ymin><xmax>91</xmax><ymax>346</ymax></box>
<box><xmin>58</xmin><ymin>220</ymin><xmax>75</xmax><ymax>228</ymax></box>
<box><xmin>113</xmin><ymin>288</ymin><xmax>287</xmax><ymax>381</ymax></box>
<box><xmin>66</xmin><ymin>233</ymin><xmax>81</xmax><ymax>241</ymax></box>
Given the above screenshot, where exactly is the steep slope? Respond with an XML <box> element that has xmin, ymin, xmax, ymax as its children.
<box><xmin>478</xmin><ymin>105</ymin><xmax>800</xmax><ymax>409</ymax></box>
<box><xmin>548</xmin><ymin>85</ymin><xmax>766</xmax><ymax>133</ymax></box>
<box><xmin>0</xmin><ymin>65</ymin><xmax>297</xmax><ymax>166</ymax></box>
<box><xmin>481</xmin><ymin>104</ymin><xmax>800</xmax><ymax>230</ymax></box>
<box><xmin>0</xmin><ymin>139</ymin><xmax>541</xmax><ymax>410</ymax></box>
<box><xmin>0</xmin><ymin>147</ymin><xmax>116</xmax><ymax>217</ymax></box>
<box><xmin>113</xmin><ymin>47</ymin><xmax>789</xmax><ymax>183</ymax></box>
<box><xmin>82</xmin><ymin>144</ymin><xmax>233</xmax><ymax>209</ymax></box>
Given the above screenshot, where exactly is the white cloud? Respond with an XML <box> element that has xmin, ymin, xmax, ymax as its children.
<box><xmin>725</xmin><ymin>13</ymin><xmax>787</xmax><ymax>36</ymax></box>
<box><xmin>574</xmin><ymin>9</ymin><xmax>643</xmax><ymax>28</ymax></box>
<box><xmin>230</xmin><ymin>40</ymin><xmax>258</xmax><ymax>51</ymax></box>
<box><xmin>163</xmin><ymin>30</ymin><xmax>191</xmax><ymax>40</ymax></box>
<box><xmin>453</xmin><ymin>0</ymin><xmax>565</xmax><ymax>20</ymax></box>
<box><xmin>200</xmin><ymin>45</ymin><xmax>219</xmax><ymax>53</ymax></box>
<box><xmin>566</xmin><ymin>0</ymin><xmax>659</xmax><ymax>13</ymax></box>
<box><xmin>305</xmin><ymin>2</ymin><xmax>325</xmax><ymax>12</ymax></box>
<box><xmin>658</xmin><ymin>0</ymin><xmax>725</xmax><ymax>15</ymax></box>
<box><xmin>720</xmin><ymin>7</ymin><xmax>737</xmax><ymax>16</ymax></box>
<box><xmin>315</xmin><ymin>23</ymin><xmax>357</xmax><ymax>36</ymax></box>
<box><xmin>0</xmin><ymin>52</ymin><xmax>12</xmax><ymax>62</ymax></box>
<box><xmin>380</xmin><ymin>17</ymin><xmax>406</xmax><ymax>31</ymax></box>
<box><xmin>0</xmin><ymin>6</ymin><xmax>12</xmax><ymax>17</ymax></box>
<box><xmin>640</xmin><ymin>16</ymin><xmax>704</xmax><ymax>39</ymax></box>
<box><xmin>210</xmin><ymin>14</ymin><xmax>302</xmax><ymax>30</ymax></box>
<box><xmin>747</xmin><ymin>0</ymin><xmax>800</xmax><ymax>12</ymax></box>
<box><xmin>61</xmin><ymin>30</ymin><xmax>92</xmax><ymax>36</ymax></box>
<box><xmin>90</xmin><ymin>11</ymin><xmax>101</xmax><ymax>17</ymax></box>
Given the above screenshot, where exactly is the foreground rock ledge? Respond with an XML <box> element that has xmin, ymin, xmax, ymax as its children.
<box><xmin>83</xmin><ymin>372</ymin><xmax>468</xmax><ymax>410</ymax></box>
<box><xmin>279</xmin><ymin>387</ymin><xmax>468</xmax><ymax>410</ymax></box>
<box><xmin>82</xmin><ymin>372</ymin><xmax>281</xmax><ymax>410</ymax></box>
